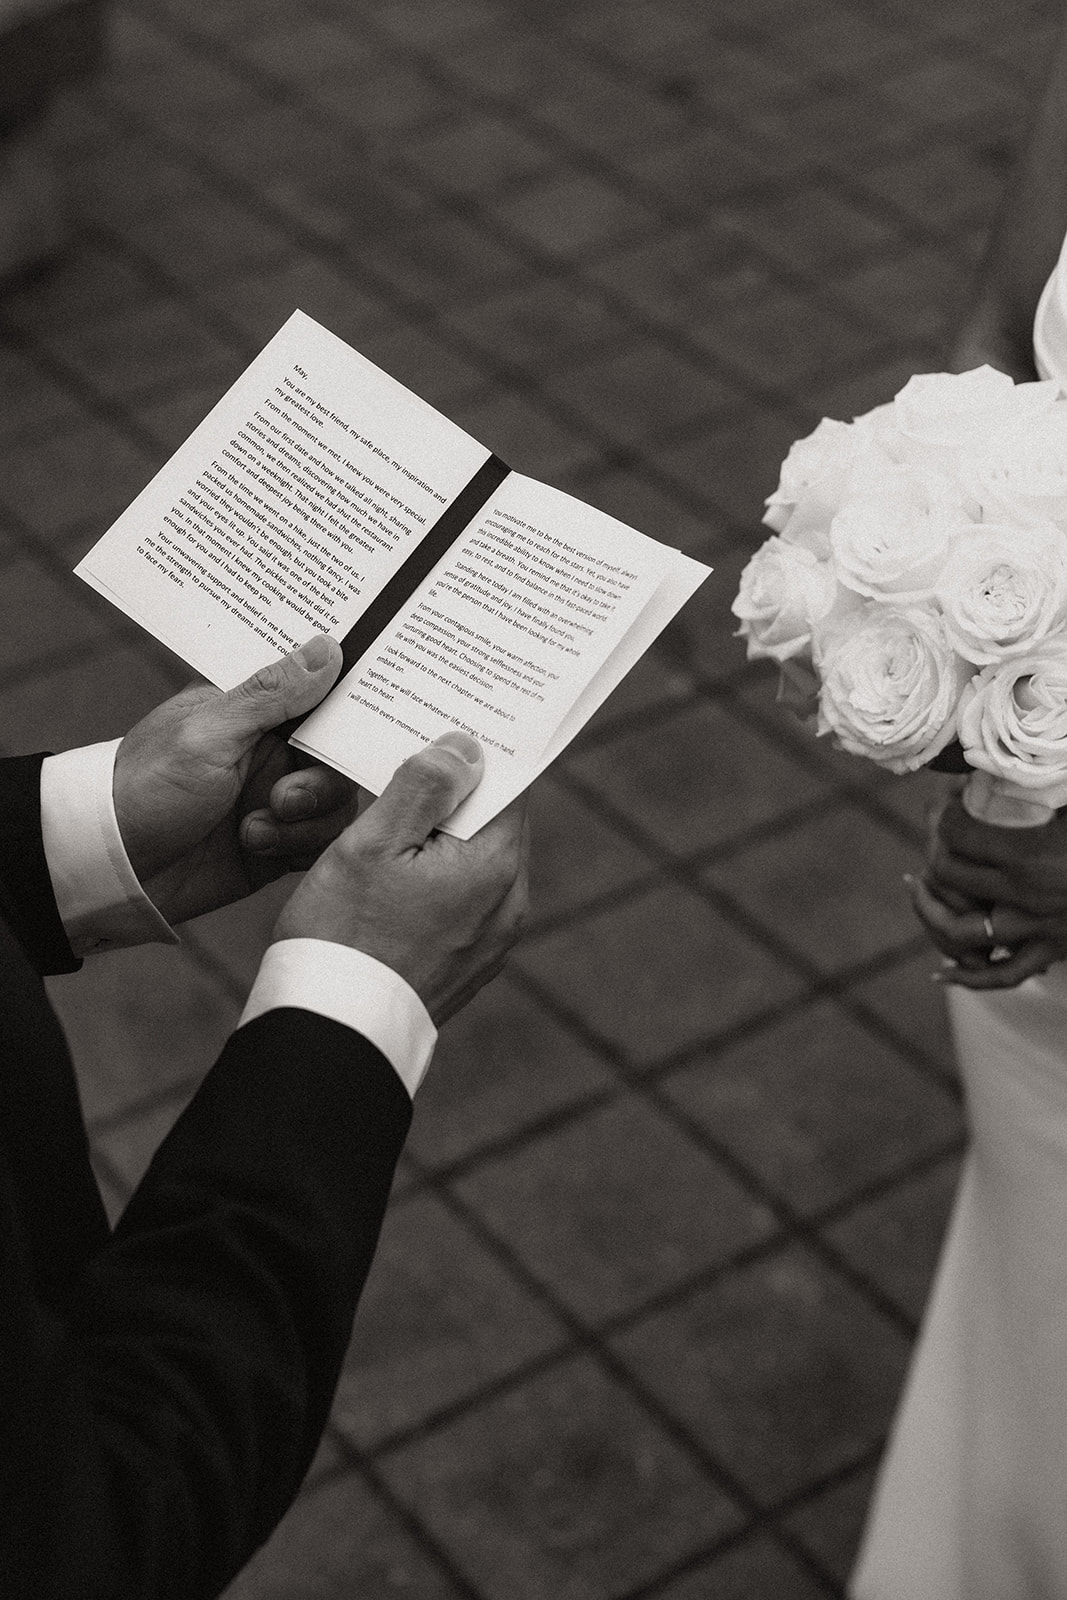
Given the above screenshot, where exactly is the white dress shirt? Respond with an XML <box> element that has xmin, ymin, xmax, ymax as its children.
<box><xmin>37</xmin><ymin>740</ymin><xmax>436</xmax><ymax>1096</ymax></box>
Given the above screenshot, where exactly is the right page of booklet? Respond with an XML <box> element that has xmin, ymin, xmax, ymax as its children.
<box><xmin>292</xmin><ymin>471</ymin><xmax>710</xmax><ymax>837</ymax></box>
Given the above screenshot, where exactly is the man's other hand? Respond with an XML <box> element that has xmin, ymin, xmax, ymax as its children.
<box><xmin>113</xmin><ymin>636</ymin><xmax>360</xmax><ymax>925</ymax></box>
<box><xmin>271</xmin><ymin>732</ymin><xmax>528</xmax><ymax>1023</ymax></box>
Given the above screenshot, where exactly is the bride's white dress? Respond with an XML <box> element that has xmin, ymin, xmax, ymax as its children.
<box><xmin>850</xmin><ymin>247</ymin><xmax>1067</xmax><ymax>1599</ymax></box>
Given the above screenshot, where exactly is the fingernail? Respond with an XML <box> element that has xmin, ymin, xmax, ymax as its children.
<box><xmin>244</xmin><ymin>818</ymin><xmax>278</xmax><ymax>851</ymax></box>
<box><xmin>279</xmin><ymin>785</ymin><xmax>317</xmax><ymax>819</ymax></box>
<box><xmin>433</xmin><ymin>730</ymin><xmax>480</xmax><ymax>764</ymax></box>
<box><xmin>295</xmin><ymin>635</ymin><xmax>333</xmax><ymax>671</ymax></box>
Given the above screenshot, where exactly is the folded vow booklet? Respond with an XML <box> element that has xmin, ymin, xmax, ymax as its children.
<box><xmin>77</xmin><ymin>311</ymin><xmax>711</xmax><ymax>836</ymax></box>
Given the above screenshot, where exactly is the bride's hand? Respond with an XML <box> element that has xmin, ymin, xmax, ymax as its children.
<box><xmin>907</xmin><ymin>793</ymin><xmax>1067</xmax><ymax>989</ymax></box>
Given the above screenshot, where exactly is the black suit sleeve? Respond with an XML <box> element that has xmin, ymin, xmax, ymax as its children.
<box><xmin>0</xmin><ymin>753</ymin><xmax>80</xmax><ymax>974</ymax></box>
<box><xmin>0</xmin><ymin>756</ymin><xmax>414</xmax><ymax>1599</ymax></box>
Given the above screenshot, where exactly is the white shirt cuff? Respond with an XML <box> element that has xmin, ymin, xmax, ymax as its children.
<box><xmin>238</xmin><ymin>939</ymin><xmax>437</xmax><ymax>1098</ymax></box>
<box><xmin>40</xmin><ymin>740</ymin><xmax>178</xmax><ymax>958</ymax></box>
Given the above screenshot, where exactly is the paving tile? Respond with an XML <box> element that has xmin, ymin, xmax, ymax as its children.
<box><xmin>350</xmin><ymin>210</ymin><xmax>528</xmax><ymax>306</ymax></box>
<box><xmin>567</xmin><ymin>698</ymin><xmax>827</xmax><ymax>858</ymax></box>
<box><xmin>66</xmin><ymin>139</ymin><xmax>206</xmax><ymax>230</ymax></box>
<box><xmin>575</xmin><ymin>463</ymin><xmax>723</xmax><ymax>553</ymax></box>
<box><xmin>660</xmin><ymin>1001</ymin><xmax>961</xmax><ymax>1216</ymax></box>
<box><xmin>768</xmin><ymin>85</ymin><xmax>919</xmax><ymax>166</ymax></box>
<box><xmin>611</xmin><ymin>1244</ymin><xmax>910</xmax><ymax>1505</ymax></box>
<box><xmin>784</xmin><ymin>1465</ymin><xmax>878</xmax><ymax>1589</ymax></box>
<box><xmin>724</xmin><ymin>182</ymin><xmax>904</xmax><ymax>278</ymax></box>
<box><xmin>0</xmin><ymin>406</ymin><xmax>153</xmax><ymax>538</ymax></box>
<box><xmin>256</xmin><ymin>161</ymin><xmax>431</xmax><ymax>249</ymax></box>
<box><xmin>443</xmin><ymin>279</ymin><xmax>632</xmax><ymax>377</ymax></box>
<box><xmin>656</xmin><ymin>404</ymin><xmax>805</xmax><ymax>528</ymax></box>
<box><xmin>543</xmin><ymin>341</ymin><xmax>734</xmax><ymax>449</ymax></box>
<box><xmin>103</xmin><ymin>48</ymin><xmax>263</xmax><ymax>134</ymax></box>
<box><xmin>703</xmin><ymin>802</ymin><xmax>923</xmax><ymax>975</ymax></box>
<box><xmin>221</xmin><ymin>1466</ymin><xmax>467</xmax><ymax>1599</ymax></box>
<box><xmin>0</xmin><ymin>558</ymin><xmax>111</xmax><ymax>674</ymax></box>
<box><xmin>625</xmin><ymin>124</ymin><xmax>805</xmax><ymax>206</ymax></box>
<box><xmin>0</xmin><ymin>242</ymin><xmax>156</xmax><ymax>336</ymax></box>
<box><xmin>882</xmin><ymin>57</ymin><xmax>1024</xmax><ymax>135</ymax></box>
<box><xmin>829</xmin><ymin>246</ymin><xmax>966</xmax><ymax>346</ymax></box>
<box><xmin>232</xmin><ymin>20</ymin><xmax>382</xmax><ymax>85</ymax></box>
<box><xmin>495</xmin><ymin>172</ymin><xmax>661</xmax><ymax>261</ymax></box>
<box><xmin>397</xmin><ymin>114</ymin><xmax>556</xmax><ymax>198</ymax></box>
<box><xmin>0</xmin><ymin>344</ymin><xmax>95</xmax><ymax>440</ymax></box>
<box><xmin>379</xmin><ymin>1351</ymin><xmax>741</xmax><ymax>1600</ymax></box>
<box><xmin>569</xmin><ymin>650</ymin><xmax>700</xmax><ymax>745</ymax></box>
<box><xmin>179</xmin><ymin>875</ymin><xmax>302</xmax><ymax>994</ymax></box>
<box><xmin>772</xmin><ymin>4</ymin><xmax>906</xmax><ymax>72</ymax></box>
<box><xmin>201</xmin><ymin>257</ymin><xmax>394</xmax><ymax>351</ymax></box>
<box><xmin>847</xmin><ymin>951</ymin><xmax>959</xmax><ymax>1081</ymax></box>
<box><xmin>117</xmin><ymin>192</ymin><xmax>294</xmax><ymax>291</ymax></box>
<box><xmin>870</xmin><ymin>759</ymin><xmax>948</xmax><ymax>841</ymax></box>
<box><xmin>47</xmin><ymin>939</ymin><xmax>239</xmax><ymax>1126</ymax></box>
<box><xmin>309</xmin><ymin>66</ymin><xmax>463</xmax><ymax>138</ymax></box>
<box><xmin>586</xmin><ymin>223</ymin><xmax>770</xmax><ymax>339</ymax></box>
<box><xmin>451</xmin><ymin>385</ymin><xmax>599</xmax><ymax>479</ymax></box>
<box><xmin>728</xmin><ymin>668</ymin><xmax>895</xmax><ymax>791</ymax></box>
<box><xmin>332</xmin><ymin>1188</ymin><xmax>565</xmax><ymax>1450</ymax></box>
<box><xmin>560</xmin><ymin>0</ymin><xmax>708</xmax><ymax>63</ymax></box>
<box><xmin>827</xmin><ymin>1155</ymin><xmax>962</xmax><ymax>1324</ymax></box>
<box><xmin>857</xmin><ymin>143</ymin><xmax>1008</xmax><ymax>237</ymax></box>
<box><xmin>372</xmin><ymin>0</ymin><xmax>504</xmax><ymax>47</ymax></box>
<box><xmin>147</xmin><ymin>0</ymin><xmax>304</xmax><ymax>40</ymax></box>
<box><xmin>132</xmin><ymin>379</ymin><xmax>244</xmax><ymax>454</ymax></box>
<box><xmin>532</xmin><ymin>73</ymin><xmax>698</xmax><ymax>161</ymax></box>
<box><xmin>801</xmin><ymin>345</ymin><xmax>945</xmax><ymax>425</ymax></box>
<box><xmin>523</xmin><ymin>774</ymin><xmax>654</xmax><ymax>925</ymax></box>
<box><xmin>447</xmin><ymin>28</ymin><xmax>636</xmax><ymax>102</ymax></box>
<box><xmin>406</xmin><ymin>971</ymin><xmax>617</xmax><ymax>1169</ymax></box>
<box><xmin>633</xmin><ymin>35</ymin><xmax>803</xmax><ymax>124</ymax></box>
<box><xmin>33</xmin><ymin>298</ymin><xmax>243</xmax><ymax>404</ymax></box>
<box><xmin>0</xmin><ymin>640</ymin><xmax>183</xmax><ymax>755</ymax></box>
<box><xmin>355</xmin><ymin>323</ymin><xmax>492</xmax><ymax>412</ymax></box>
<box><xmin>514</xmin><ymin>882</ymin><xmax>806</xmax><ymax>1069</ymax></box>
<box><xmin>693</xmin><ymin>286</ymin><xmax>876</xmax><ymax>398</ymax></box>
<box><xmin>661</xmin><ymin>539</ymin><xmax>773</xmax><ymax>680</ymax></box>
<box><xmin>454</xmin><ymin>1094</ymin><xmax>777</xmax><ymax>1324</ymax></box>
<box><xmin>653</xmin><ymin>1533</ymin><xmax>833</xmax><ymax>1599</ymax></box>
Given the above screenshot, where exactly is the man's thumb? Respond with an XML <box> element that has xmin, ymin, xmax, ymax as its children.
<box><xmin>363</xmin><ymin>731</ymin><xmax>483</xmax><ymax>849</ymax></box>
<box><xmin>211</xmin><ymin>635</ymin><xmax>343</xmax><ymax>749</ymax></box>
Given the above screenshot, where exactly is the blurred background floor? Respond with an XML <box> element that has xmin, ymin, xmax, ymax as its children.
<box><xmin>0</xmin><ymin>0</ymin><xmax>1055</xmax><ymax>1594</ymax></box>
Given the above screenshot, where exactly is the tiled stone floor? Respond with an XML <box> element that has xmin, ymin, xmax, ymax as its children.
<box><xmin>0</xmin><ymin>0</ymin><xmax>1054</xmax><ymax>1593</ymax></box>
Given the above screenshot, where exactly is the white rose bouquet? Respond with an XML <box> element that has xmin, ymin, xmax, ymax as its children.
<box><xmin>734</xmin><ymin>366</ymin><xmax>1067</xmax><ymax>828</ymax></box>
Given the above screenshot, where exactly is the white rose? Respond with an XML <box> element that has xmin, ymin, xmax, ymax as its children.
<box><xmin>960</xmin><ymin>403</ymin><xmax>1067</xmax><ymax>530</ymax></box>
<box><xmin>762</xmin><ymin>417</ymin><xmax>893</xmax><ymax>557</ymax></box>
<box><xmin>935</xmin><ymin>521</ymin><xmax>1067</xmax><ymax>664</ymax></box>
<box><xmin>817</xmin><ymin>604</ymin><xmax>971</xmax><ymax>771</ymax></box>
<box><xmin>732</xmin><ymin>536</ymin><xmax>839</xmax><ymax>663</ymax></box>
<box><xmin>829</xmin><ymin>468</ymin><xmax>961</xmax><ymax>604</ymax></box>
<box><xmin>890</xmin><ymin>365</ymin><xmax>1060</xmax><ymax>474</ymax></box>
<box><xmin>958</xmin><ymin>641</ymin><xmax>1067</xmax><ymax>804</ymax></box>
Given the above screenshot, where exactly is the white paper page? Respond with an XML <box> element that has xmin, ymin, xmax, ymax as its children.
<box><xmin>75</xmin><ymin>310</ymin><xmax>491</xmax><ymax>689</ymax></box>
<box><xmin>292</xmin><ymin>473</ymin><xmax>681</xmax><ymax>836</ymax></box>
<box><xmin>538</xmin><ymin>550</ymin><xmax>710</xmax><ymax>766</ymax></box>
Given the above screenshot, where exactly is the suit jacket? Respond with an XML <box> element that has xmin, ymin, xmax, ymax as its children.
<box><xmin>0</xmin><ymin>754</ymin><xmax>412</xmax><ymax>1599</ymax></box>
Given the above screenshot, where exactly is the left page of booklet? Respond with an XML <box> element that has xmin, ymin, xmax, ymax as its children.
<box><xmin>75</xmin><ymin>309</ymin><xmax>493</xmax><ymax>690</ymax></box>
